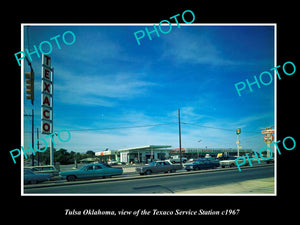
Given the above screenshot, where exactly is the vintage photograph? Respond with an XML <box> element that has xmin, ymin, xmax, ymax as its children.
<box><xmin>21</xmin><ymin>24</ymin><xmax>276</xmax><ymax>195</ymax></box>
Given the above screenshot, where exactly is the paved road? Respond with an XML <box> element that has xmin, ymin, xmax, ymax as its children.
<box><xmin>25</xmin><ymin>165</ymin><xmax>274</xmax><ymax>194</ymax></box>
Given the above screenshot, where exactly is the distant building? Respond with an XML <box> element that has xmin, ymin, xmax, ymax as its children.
<box><xmin>118</xmin><ymin>145</ymin><xmax>172</xmax><ymax>164</ymax></box>
<box><xmin>117</xmin><ymin>146</ymin><xmax>253</xmax><ymax>164</ymax></box>
<box><xmin>170</xmin><ymin>148</ymin><xmax>253</xmax><ymax>159</ymax></box>
<box><xmin>95</xmin><ymin>150</ymin><xmax>118</xmax><ymax>162</ymax></box>
<box><xmin>93</xmin><ymin>146</ymin><xmax>253</xmax><ymax>164</ymax></box>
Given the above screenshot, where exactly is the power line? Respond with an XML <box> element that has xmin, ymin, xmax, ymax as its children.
<box><xmin>182</xmin><ymin>122</ymin><xmax>261</xmax><ymax>134</ymax></box>
<box><xmin>25</xmin><ymin>122</ymin><xmax>176</xmax><ymax>133</ymax></box>
<box><xmin>42</xmin><ymin>122</ymin><xmax>179</xmax><ymax>133</ymax></box>
<box><xmin>24</xmin><ymin>121</ymin><xmax>261</xmax><ymax>134</ymax></box>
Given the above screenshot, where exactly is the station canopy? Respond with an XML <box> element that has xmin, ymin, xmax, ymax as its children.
<box><xmin>118</xmin><ymin>145</ymin><xmax>172</xmax><ymax>152</ymax></box>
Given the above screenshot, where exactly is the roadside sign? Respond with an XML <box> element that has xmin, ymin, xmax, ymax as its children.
<box><xmin>263</xmin><ymin>134</ymin><xmax>274</xmax><ymax>144</ymax></box>
<box><xmin>261</xmin><ymin>129</ymin><xmax>275</xmax><ymax>134</ymax></box>
<box><xmin>41</xmin><ymin>54</ymin><xmax>53</xmax><ymax>134</ymax></box>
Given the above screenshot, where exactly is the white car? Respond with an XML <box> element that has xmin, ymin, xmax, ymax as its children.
<box><xmin>169</xmin><ymin>156</ymin><xmax>188</xmax><ymax>164</ymax></box>
<box><xmin>219</xmin><ymin>156</ymin><xmax>249</xmax><ymax>168</ymax></box>
<box><xmin>219</xmin><ymin>156</ymin><xmax>261</xmax><ymax>168</ymax></box>
<box><xmin>25</xmin><ymin>165</ymin><xmax>59</xmax><ymax>177</ymax></box>
<box><xmin>107</xmin><ymin>160</ymin><xmax>118</xmax><ymax>165</ymax></box>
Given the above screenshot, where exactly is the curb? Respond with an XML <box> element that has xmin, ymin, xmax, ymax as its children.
<box><xmin>24</xmin><ymin>164</ymin><xmax>274</xmax><ymax>190</ymax></box>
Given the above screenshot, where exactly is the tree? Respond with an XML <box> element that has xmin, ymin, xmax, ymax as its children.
<box><xmin>38</xmin><ymin>147</ymin><xmax>52</xmax><ymax>165</ymax></box>
<box><xmin>54</xmin><ymin>148</ymin><xmax>75</xmax><ymax>164</ymax></box>
<box><xmin>86</xmin><ymin>150</ymin><xmax>95</xmax><ymax>158</ymax></box>
<box><xmin>38</xmin><ymin>148</ymin><xmax>97</xmax><ymax>165</ymax></box>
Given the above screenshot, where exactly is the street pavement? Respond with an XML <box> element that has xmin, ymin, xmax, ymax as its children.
<box><xmin>24</xmin><ymin>165</ymin><xmax>274</xmax><ymax>194</ymax></box>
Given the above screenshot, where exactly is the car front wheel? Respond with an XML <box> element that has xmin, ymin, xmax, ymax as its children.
<box><xmin>66</xmin><ymin>175</ymin><xmax>76</xmax><ymax>182</ymax></box>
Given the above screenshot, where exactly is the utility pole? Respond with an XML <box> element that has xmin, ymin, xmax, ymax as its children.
<box><xmin>31</xmin><ymin>109</ymin><xmax>34</xmax><ymax>165</ymax></box>
<box><xmin>178</xmin><ymin>109</ymin><xmax>182</xmax><ymax>166</ymax></box>
<box><xmin>36</xmin><ymin>127</ymin><xmax>40</xmax><ymax>165</ymax></box>
<box><xmin>24</xmin><ymin>56</ymin><xmax>35</xmax><ymax>166</ymax></box>
<box><xmin>24</xmin><ymin>110</ymin><xmax>34</xmax><ymax>166</ymax></box>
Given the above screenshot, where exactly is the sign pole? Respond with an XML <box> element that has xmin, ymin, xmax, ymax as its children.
<box><xmin>237</xmin><ymin>134</ymin><xmax>240</xmax><ymax>157</ymax></box>
<box><xmin>50</xmin><ymin>67</ymin><xmax>54</xmax><ymax>166</ymax></box>
<box><xmin>236</xmin><ymin>128</ymin><xmax>241</xmax><ymax>157</ymax></box>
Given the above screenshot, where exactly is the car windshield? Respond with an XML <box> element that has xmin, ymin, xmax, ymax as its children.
<box><xmin>149</xmin><ymin>162</ymin><xmax>156</xmax><ymax>166</ymax></box>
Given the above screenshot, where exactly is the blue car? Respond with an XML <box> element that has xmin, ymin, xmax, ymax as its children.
<box><xmin>59</xmin><ymin>163</ymin><xmax>123</xmax><ymax>181</ymax></box>
<box><xmin>24</xmin><ymin>168</ymin><xmax>51</xmax><ymax>184</ymax></box>
<box><xmin>184</xmin><ymin>159</ymin><xmax>218</xmax><ymax>171</ymax></box>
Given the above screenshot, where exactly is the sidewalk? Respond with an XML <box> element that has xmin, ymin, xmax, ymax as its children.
<box><xmin>175</xmin><ymin>177</ymin><xmax>275</xmax><ymax>194</ymax></box>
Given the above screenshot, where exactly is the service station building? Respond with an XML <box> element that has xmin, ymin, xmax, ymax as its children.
<box><xmin>95</xmin><ymin>145</ymin><xmax>253</xmax><ymax>164</ymax></box>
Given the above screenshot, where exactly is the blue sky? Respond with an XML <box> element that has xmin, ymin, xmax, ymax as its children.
<box><xmin>23</xmin><ymin>24</ymin><xmax>275</xmax><ymax>153</ymax></box>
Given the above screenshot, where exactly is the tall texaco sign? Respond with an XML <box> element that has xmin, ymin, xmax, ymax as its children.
<box><xmin>41</xmin><ymin>54</ymin><xmax>53</xmax><ymax>134</ymax></box>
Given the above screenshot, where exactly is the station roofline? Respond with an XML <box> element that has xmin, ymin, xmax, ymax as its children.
<box><xmin>118</xmin><ymin>145</ymin><xmax>172</xmax><ymax>152</ymax></box>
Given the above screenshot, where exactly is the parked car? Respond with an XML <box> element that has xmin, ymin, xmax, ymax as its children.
<box><xmin>188</xmin><ymin>158</ymin><xmax>196</xmax><ymax>162</ymax></box>
<box><xmin>203</xmin><ymin>157</ymin><xmax>220</xmax><ymax>167</ymax></box>
<box><xmin>59</xmin><ymin>163</ymin><xmax>123</xmax><ymax>181</ymax></box>
<box><xmin>169</xmin><ymin>155</ymin><xmax>188</xmax><ymax>164</ymax></box>
<box><xmin>25</xmin><ymin>165</ymin><xmax>60</xmax><ymax>177</ymax></box>
<box><xmin>107</xmin><ymin>160</ymin><xmax>118</xmax><ymax>166</ymax></box>
<box><xmin>184</xmin><ymin>158</ymin><xmax>218</xmax><ymax>171</ymax></box>
<box><xmin>219</xmin><ymin>156</ymin><xmax>250</xmax><ymax>168</ymax></box>
<box><xmin>24</xmin><ymin>168</ymin><xmax>51</xmax><ymax>185</ymax></box>
<box><xmin>136</xmin><ymin>160</ymin><xmax>182</xmax><ymax>175</ymax></box>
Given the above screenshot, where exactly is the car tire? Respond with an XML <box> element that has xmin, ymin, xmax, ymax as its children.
<box><xmin>31</xmin><ymin>180</ymin><xmax>37</xmax><ymax>184</ymax></box>
<box><xmin>66</xmin><ymin>175</ymin><xmax>76</xmax><ymax>182</ymax></box>
<box><xmin>145</xmin><ymin>170</ymin><xmax>152</xmax><ymax>175</ymax></box>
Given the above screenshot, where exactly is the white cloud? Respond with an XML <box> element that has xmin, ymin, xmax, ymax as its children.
<box><xmin>161</xmin><ymin>29</ymin><xmax>238</xmax><ymax>66</ymax></box>
<box><xmin>54</xmin><ymin>70</ymin><xmax>157</xmax><ymax>106</ymax></box>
